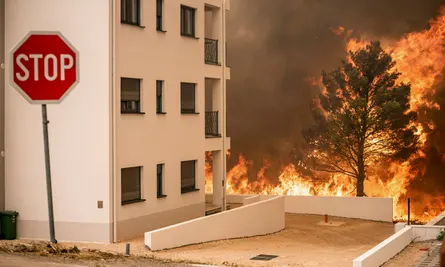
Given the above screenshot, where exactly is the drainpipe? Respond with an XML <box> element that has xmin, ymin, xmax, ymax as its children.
<box><xmin>221</xmin><ymin>0</ymin><xmax>227</xmax><ymax>211</ymax></box>
<box><xmin>111</xmin><ymin>0</ymin><xmax>117</xmax><ymax>242</ymax></box>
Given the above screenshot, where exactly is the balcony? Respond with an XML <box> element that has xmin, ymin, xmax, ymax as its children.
<box><xmin>205</xmin><ymin>38</ymin><xmax>219</xmax><ymax>65</ymax></box>
<box><xmin>205</xmin><ymin>111</ymin><xmax>220</xmax><ymax>137</ymax></box>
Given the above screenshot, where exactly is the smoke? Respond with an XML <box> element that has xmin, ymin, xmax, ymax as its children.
<box><xmin>226</xmin><ymin>0</ymin><xmax>445</xmax><ymax>179</ymax></box>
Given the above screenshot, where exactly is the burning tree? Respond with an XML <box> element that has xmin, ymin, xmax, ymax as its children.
<box><xmin>304</xmin><ymin>41</ymin><xmax>419</xmax><ymax>197</ymax></box>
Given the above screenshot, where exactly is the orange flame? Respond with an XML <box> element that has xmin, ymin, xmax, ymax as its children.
<box><xmin>206</xmin><ymin>6</ymin><xmax>445</xmax><ymax>223</ymax></box>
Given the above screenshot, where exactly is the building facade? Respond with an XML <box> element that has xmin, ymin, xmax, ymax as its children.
<box><xmin>4</xmin><ymin>0</ymin><xmax>230</xmax><ymax>243</ymax></box>
<box><xmin>0</xmin><ymin>0</ymin><xmax>4</xmax><ymax>213</ymax></box>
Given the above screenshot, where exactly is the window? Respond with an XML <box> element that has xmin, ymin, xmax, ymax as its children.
<box><xmin>121</xmin><ymin>78</ymin><xmax>141</xmax><ymax>113</ymax></box>
<box><xmin>181</xmin><ymin>160</ymin><xmax>197</xmax><ymax>193</ymax></box>
<box><xmin>180</xmin><ymin>5</ymin><xmax>196</xmax><ymax>37</ymax></box>
<box><xmin>157</xmin><ymin>164</ymin><xmax>166</xmax><ymax>198</ymax></box>
<box><xmin>156</xmin><ymin>0</ymin><xmax>163</xmax><ymax>31</ymax></box>
<box><xmin>156</xmin><ymin>80</ymin><xmax>165</xmax><ymax>114</ymax></box>
<box><xmin>181</xmin><ymin>83</ymin><xmax>196</xmax><ymax>114</ymax></box>
<box><xmin>121</xmin><ymin>167</ymin><xmax>143</xmax><ymax>205</ymax></box>
<box><xmin>121</xmin><ymin>0</ymin><xmax>140</xmax><ymax>25</ymax></box>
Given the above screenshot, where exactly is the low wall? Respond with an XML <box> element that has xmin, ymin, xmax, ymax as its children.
<box><xmin>427</xmin><ymin>210</ymin><xmax>445</xmax><ymax>226</ymax></box>
<box><xmin>145</xmin><ymin>196</ymin><xmax>285</xmax><ymax>251</ymax></box>
<box><xmin>285</xmin><ymin>196</ymin><xmax>393</xmax><ymax>222</ymax></box>
<box><xmin>242</xmin><ymin>195</ymin><xmax>261</xmax><ymax>205</ymax></box>
<box><xmin>394</xmin><ymin>222</ymin><xmax>407</xmax><ymax>233</ymax></box>
<box><xmin>412</xmin><ymin>225</ymin><xmax>444</xmax><ymax>241</ymax></box>
<box><xmin>206</xmin><ymin>194</ymin><xmax>254</xmax><ymax>204</ymax></box>
<box><xmin>227</xmin><ymin>194</ymin><xmax>253</xmax><ymax>204</ymax></box>
<box><xmin>353</xmin><ymin>226</ymin><xmax>413</xmax><ymax>267</ymax></box>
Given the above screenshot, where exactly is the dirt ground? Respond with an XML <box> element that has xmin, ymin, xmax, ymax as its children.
<box><xmin>0</xmin><ymin>252</ymin><xmax>198</xmax><ymax>267</ymax></box>
<box><xmin>0</xmin><ymin>214</ymin><xmax>395</xmax><ymax>267</ymax></box>
<box><xmin>382</xmin><ymin>241</ymin><xmax>441</xmax><ymax>267</ymax></box>
<box><xmin>152</xmin><ymin>214</ymin><xmax>394</xmax><ymax>267</ymax></box>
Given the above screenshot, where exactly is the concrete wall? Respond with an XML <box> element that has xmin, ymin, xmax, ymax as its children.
<box><xmin>285</xmin><ymin>195</ymin><xmax>393</xmax><ymax>222</ymax></box>
<box><xmin>114</xmin><ymin>0</ymin><xmax>230</xmax><ymax>241</ymax></box>
<box><xmin>5</xmin><ymin>0</ymin><xmax>111</xmax><ymax>242</ymax></box>
<box><xmin>242</xmin><ymin>195</ymin><xmax>261</xmax><ymax>205</ymax></box>
<box><xmin>353</xmin><ymin>224</ymin><xmax>445</xmax><ymax>267</ymax></box>
<box><xmin>412</xmin><ymin>225</ymin><xmax>444</xmax><ymax>242</ymax></box>
<box><xmin>0</xmin><ymin>0</ymin><xmax>4</xmax><ymax>212</ymax></box>
<box><xmin>437</xmin><ymin>217</ymin><xmax>445</xmax><ymax>226</ymax></box>
<box><xmin>214</xmin><ymin>194</ymin><xmax>393</xmax><ymax>221</ymax></box>
<box><xmin>427</xmin><ymin>210</ymin><xmax>445</xmax><ymax>226</ymax></box>
<box><xmin>145</xmin><ymin>196</ymin><xmax>285</xmax><ymax>251</ymax></box>
<box><xmin>205</xmin><ymin>193</ymin><xmax>254</xmax><ymax>204</ymax></box>
<box><xmin>353</xmin><ymin>226</ymin><xmax>413</xmax><ymax>267</ymax></box>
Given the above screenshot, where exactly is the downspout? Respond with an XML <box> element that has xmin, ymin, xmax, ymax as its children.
<box><xmin>111</xmin><ymin>0</ymin><xmax>117</xmax><ymax>242</ymax></box>
<box><xmin>221</xmin><ymin>0</ymin><xmax>227</xmax><ymax>211</ymax></box>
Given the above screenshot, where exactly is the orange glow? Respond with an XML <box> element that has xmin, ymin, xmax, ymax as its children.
<box><xmin>205</xmin><ymin>6</ymin><xmax>445</xmax><ymax>223</ymax></box>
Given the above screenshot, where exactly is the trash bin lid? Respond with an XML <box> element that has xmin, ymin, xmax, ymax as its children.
<box><xmin>0</xmin><ymin>211</ymin><xmax>19</xmax><ymax>216</ymax></box>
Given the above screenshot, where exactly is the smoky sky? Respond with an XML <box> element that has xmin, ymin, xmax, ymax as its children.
<box><xmin>226</xmin><ymin>0</ymin><xmax>445</xmax><ymax>174</ymax></box>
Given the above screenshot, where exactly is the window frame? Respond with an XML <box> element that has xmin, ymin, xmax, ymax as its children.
<box><xmin>156</xmin><ymin>80</ymin><xmax>166</xmax><ymax>114</ymax></box>
<box><xmin>121</xmin><ymin>166</ymin><xmax>145</xmax><ymax>205</ymax></box>
<box><xmin>181</xmin><ymin>160</ymin><xmax>198</xmax><ymax>194</ymax></box>
<box><xmin>180</xmin><ymin>5</ymin><xmax>196</xmax><ymax>37</ymax></box>
<box><xmin>121</xmin><ymin>77</ymin><xmax>143</xmax><ymax>114</ymax></box>
<box><xmin>121</xmin><ymin>0</ymin><xmax>141</xmax><ymax>26</ymax></box>
<box><xmin>157</xmin><ymin>164</ymin><xmax>167</xmax><ymax>198</ymax></box>
<box><xmin>180</xmin><ymin>82</ymin><xmax>197</xmax><ymax>114</ymax></box>
<box><xmin>156</xmin><ymin>0</ymin><xmax>164</xmax><ymax>31</ymax></box>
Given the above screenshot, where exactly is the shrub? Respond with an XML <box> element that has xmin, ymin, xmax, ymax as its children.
<box><xmin>437</xmin><ymin>230</ymin><xmax>444</xmax><ymax>241</ymax></box>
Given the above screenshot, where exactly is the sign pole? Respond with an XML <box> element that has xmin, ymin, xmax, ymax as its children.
<box><xmin>11</xmin><ymin>31</ymin><xmax>79</xmax><ymax>243</ymax></box>
<box><xmin>41</xmin><ymin>104</ymin><xmax>57</xmax><ymax>243</ymax></box>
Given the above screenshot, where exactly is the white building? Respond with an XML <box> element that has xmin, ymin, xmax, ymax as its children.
<box><xmin>1</xmin><ymin>0</ymin><xmax>230</xmax><ymax>243</ymax></box>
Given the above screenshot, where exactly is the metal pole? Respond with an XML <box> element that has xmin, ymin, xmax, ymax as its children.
<box><xmin>125</xmin><ymin>243</ymin><xmax>130</xmax><ymax>256</ymax></box>
<box><xmin>407</xmin><ymin>198</ymin><xmax>411</xmax><ymax>225</ymax></box>
<box><xmin>42</xmin><ymin>104</ymin><xmax>57</xmax><ymax>243</ymax></box>
<box><xmin>221</xmin><ymin>0</ymin><xmax>227</xmax><ymax>211</ymax></box>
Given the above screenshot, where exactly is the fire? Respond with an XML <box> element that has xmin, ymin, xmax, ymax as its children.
<box><xmin>206</xmin><ymin>6</ymin><xmax>445</xmax><ymax>223</ymax></box>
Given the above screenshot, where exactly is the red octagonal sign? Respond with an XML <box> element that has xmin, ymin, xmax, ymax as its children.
<box><xmin>10</xmin><ymin>31</ymin><xmax>79</xmax><ymax>104</ymax></box>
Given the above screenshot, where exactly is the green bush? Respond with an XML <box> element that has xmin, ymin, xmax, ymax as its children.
<box><xmin>437</xmin><ymin>230</ymin><xmax>444</xmax><ymax>241</ymax></box>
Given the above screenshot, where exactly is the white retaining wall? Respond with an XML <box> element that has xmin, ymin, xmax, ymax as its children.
<box><xmin>427</xmin><ymin>210</ymin><xmax>445</xmax><ymax>225</ymax></box>
<box><xmin>145</xmin><ymin>196</ymin><xmax>285</xmax><ymax>251</ymax></box>
<box><xmin>412</xmin><ymin>225</ymin><xmax>444</xmax><ymax>241</ymax></box>
<box><xmin>353</xmin><ymin>226</ymin><xmax>413</xmax><ymax>267</ymax></box>
<box><xmin>207</xmin><ymin>194</ymin><xmax>393</xmax><ymax>221</ymax></box>
<box><xmin>353</xmin><ymin>224</ymin><xmax>445</xmax><ymax>267</ymax></box>
<box><xmin>205</xmin><ymin>193</ymin><xmax>254</xmax><ymax>204</ymax></box>
<box><xmin>285</xmin><ymin>196</ymin><xmax>393</xmax><ymax>222</ymax></box>
<box><xmin>242</xmin><ymin>195</ymin><xmax>261</xmax><ymax>205</ymax></box>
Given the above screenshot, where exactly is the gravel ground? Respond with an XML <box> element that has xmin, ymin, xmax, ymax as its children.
<box><xmin>381</xmin><ymin>241</ymin><xmax>440</xmax><ymax>267</ymax></box>
<box><xmin>151</xmin><ymin>214</ymin><xmax>394</xmax><ymax>267</ymax></box>
<box><xmin>0</xmin><ymin>214</ymin><xmax>394</xmax><ymax>267</ymax></box>
<box><xmin>0</xmin><ymin>252</ymin><xmax>213</xmax><ymax>267</ymax></box>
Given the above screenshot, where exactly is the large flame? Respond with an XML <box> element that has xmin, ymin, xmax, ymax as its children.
<box><xmin>206</xmin><ymin>6</ymin><xmax>445</xmax><ymax>223</ymax></box>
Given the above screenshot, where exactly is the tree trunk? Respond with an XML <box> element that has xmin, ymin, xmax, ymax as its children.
<box><xmin>357</xmin><ymin>138</ymin><xmax>366</xmax><ymax>197</ymax></box>
<box><xmin>356</xmin><ymin>173</ymin><xmax>365</xmax><ymax>197</ymax></box>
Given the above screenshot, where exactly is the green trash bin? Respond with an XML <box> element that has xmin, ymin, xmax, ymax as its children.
<box><xmin>0</xmin><ymin>211</ymin><xmax>19</xmax><ymax>240</ymax></box>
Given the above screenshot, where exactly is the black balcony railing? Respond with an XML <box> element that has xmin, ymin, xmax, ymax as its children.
<box><xmin>205</xmin><ymin>111</ymin><xmax>219</xmax><ymax>137</ymax></box>
<box><xmin>205</xmin><ymin>38</ymin><xmax>219</xmax><ymax>65</ymax></box>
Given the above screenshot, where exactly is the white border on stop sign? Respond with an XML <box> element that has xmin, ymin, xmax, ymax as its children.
<box><xmin>9</xmin><ymin>31</ymin><xmax>80</xmax><ymax>105</ymax></box>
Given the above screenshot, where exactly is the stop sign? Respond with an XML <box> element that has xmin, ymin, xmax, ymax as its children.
<box><xmin>10</xmin><ymin>31</ymin><xmax>79</xmax><ymax>104</ymax></box>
